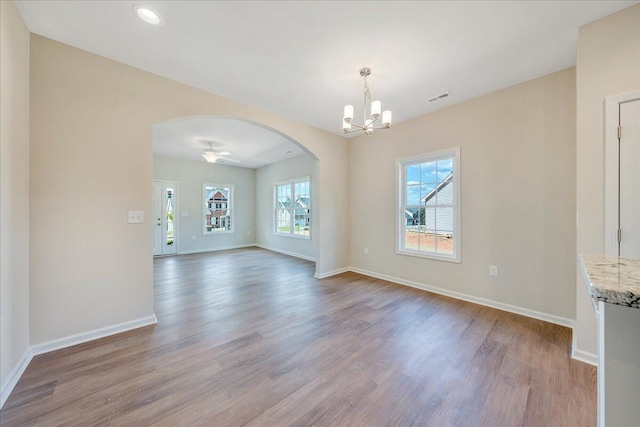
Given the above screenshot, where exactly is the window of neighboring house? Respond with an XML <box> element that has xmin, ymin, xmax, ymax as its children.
<box><xmin>398</xmin><ymin>147</ymin><xmax>460</xmax><ymax>262</ymax></box>
<box><xmin>203</xmin><ymin>183</ymin><xmax>233</xmax><ymax>234</ymax></box>
<box><xmin>274</xmin><ymin>177</ymin><xmax>311</xmax><ymax>239</ymax></box>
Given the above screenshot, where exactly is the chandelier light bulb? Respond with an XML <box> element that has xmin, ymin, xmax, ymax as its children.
<box><xmin>365</xmin><ymin>119</ymin><xmax>374</xmax><ymax>135</ymax></box>
<box><xmin>343</xmin><ymin>105</ymin><xmax>354</xmax><ymax>122</ymax></box>
<box><xmin>382</xmin><ymin>110</ymin><xmax>392</xmax><ymax>127</ymax></box>
<box><xmin>371</xmin><ymin>100</ymin><xmax>381</xmax><ymax>118</ymax></box>
<box><xmin>343</xmin><ymin>120</ymin><xmax>352</xmax><ymax>131</ymax></box>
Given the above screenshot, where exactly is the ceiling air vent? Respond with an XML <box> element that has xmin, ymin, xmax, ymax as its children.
<box><xmin>427</xmin><ymin>92</ymin><xmax>450</xmax><ymax>103</ymax></box>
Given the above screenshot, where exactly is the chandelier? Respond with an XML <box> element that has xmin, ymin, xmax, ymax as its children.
<box><xmin>342</xmin><ymin>67</ymin><xmax>392</xmax><ymax>135</ymax></box>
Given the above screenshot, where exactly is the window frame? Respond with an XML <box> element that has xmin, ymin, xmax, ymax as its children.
<box><xmin>202</xmin><ymin>182</ymin><xmax>234</xmax><ymax>235</ymax></box>
<box><xmin>397</xmin><ymin>147</ymin><xmax>461</xmax><ymax>263</ymax></box>
<box><xmin>273</xmin><ymin>176</ymin><xmax>311</xmax><ymax>240</ymax></box>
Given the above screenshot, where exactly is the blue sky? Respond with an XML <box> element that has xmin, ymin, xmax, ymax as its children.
<box><xmin>405</xmin><ymin>159</ymin><xmax>453</xmax><ymax>205</ymax></box>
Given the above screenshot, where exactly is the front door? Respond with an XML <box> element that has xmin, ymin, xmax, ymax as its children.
<box><xmin>152</xmin><ymin>180</ymin><xmax>178</xmax><ymax>256</ymax></box>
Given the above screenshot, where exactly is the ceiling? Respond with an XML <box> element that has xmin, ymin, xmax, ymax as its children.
<box><xmin>15</xmin><ymin>0</ymin><xmax>638</xmax><ymax>160</ymax></box>
<box><xmin>154</xmin><ymin>117</ymin><xmax>305</xmax><ymax>169</ymax></box>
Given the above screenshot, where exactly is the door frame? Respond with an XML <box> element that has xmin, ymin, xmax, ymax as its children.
<box><xmin>153</xmin><ymin>179</ymin><xmax>180</xmax><ymax>256</ymax></box>
<box><xmin>604</xmin><ymin>90</ymin><xmax>640</xmax><ymax>256</ymax></box>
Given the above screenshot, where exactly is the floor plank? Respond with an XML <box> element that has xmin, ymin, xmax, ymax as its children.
<box><xmin>0</xmin><ymin>248</ymin><xmax>596</xmax><ymax>426</ymax></box>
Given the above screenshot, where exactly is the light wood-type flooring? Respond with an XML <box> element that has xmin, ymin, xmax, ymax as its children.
<box><xmin>1</xmin><ymin>248</ymin><xmax>596</xmax><ymax>426</ymax></box>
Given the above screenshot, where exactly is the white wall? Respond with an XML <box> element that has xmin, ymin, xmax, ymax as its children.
<box><xmin>256</xmin><ymin>154</ymin><xmax>317</xmax><ymax>260</ymax></box>
<box><xmin>30</xmin><ymin>35</ymin><xmax>349</xmax><ymax>345</ymax></box>
<box><xmin>0</xmin><ymin>0</ymin><xmax>30</xmax><ymax>403</ymax></box>
<box><xmin>153</xmin><ymin>156</ymin><xmax>256</xmax><ymax>253</ymax></box>
<box><xmin>575</xmin><ymin>4</ymin><xmax>640</xmax><ymax>358</ymax></box>
<box><xmin>349</xmin><ymin>68</ymin><xmax>577</xmax><ymax>322</ymax></box>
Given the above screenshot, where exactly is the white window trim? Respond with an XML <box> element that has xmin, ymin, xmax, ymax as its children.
<box><xmin>396</xmin><ymin>147</ymin><xmax>461</xmax><ymax>263</ymax></box>
<box><xmin>202</xmin><ymin>182</ymin><xmax>235</xmax><ymax>235</ymax></box>
<box><xmin>274</xmin><ymin>176</ymin><xmax>311</xmax><ymax>240</ymax></box>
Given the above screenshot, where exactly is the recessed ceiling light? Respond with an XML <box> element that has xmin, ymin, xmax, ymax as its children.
<box><xmin>133</xmin><ymin>5</ymin><xmax>163</xmax><ymax>26</ymax></box>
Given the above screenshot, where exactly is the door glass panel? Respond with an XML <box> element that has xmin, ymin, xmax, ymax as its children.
<box><xmin>166</xmin><ymin>188</ymin><xmax>174</xmax><ymax>246</ymax></box>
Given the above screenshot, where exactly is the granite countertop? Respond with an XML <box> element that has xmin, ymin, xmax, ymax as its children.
<box><xmin>579</xmin><ymin>255</ymin><xmax>640</xmax><ymax>309</ymax></box>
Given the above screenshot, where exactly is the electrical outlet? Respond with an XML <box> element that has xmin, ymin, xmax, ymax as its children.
<box><xmin>489</xmin><ymin>266</ymin><xmax>499</xmax><ymax>277</ymax></box>
<box><xmin>364</xmin><ymin>247</ymin><xmax>369</xmax><ymax>255</ymax></box>
<box><xmin>128</xmin><ymin>211</ymin><xmax>144</xmax><ymax>224</ymax></box>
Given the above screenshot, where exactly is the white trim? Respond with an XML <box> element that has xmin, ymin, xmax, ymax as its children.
<box><xmin>571</xmin><ymin>348</ymin><xmax>598</xmax><ymax>366</ymax></box>
<box><xmin>0</xmin><ymin>347</ymin><xmax>33</xmax><ymax>409</ymax></box>
<box><xmin>0</xmin><ymin>314</ymin><xmax>157</xmax><ymax>410</ymax></box>
<box><xmin>255</xmin><ymin>244</ymin><xmax>316</xmax><ymax>262</ymax></box>
<box><xmin>604</xmin><ymin>90</ymin><xmax>640</xmax><ymax>256</ymax></box>
<box><xmin>397</xmin><ymin>147</ymin><xmax>461</xmax><ymax>263</ymax></box>
<box><xmin>571</xmin><ymin>327</ymin><xmax>598</xmax><ymax>366</ymax></box>
<box><xmin>349</xmin><ymin>266</ymin><xmax>575</xmax><ymax>328</ymax></box>
<box><xmin>30</xmin><ymin>314</ymin><xmax>157</xmax><ymax>356</ymax></box>
<box><xmin>273</xmin><ymin>176</ymin><xmax>312</xmax><ymax>239</ymax></box>
<box><xmin>178</xmin><ymin>244</ymin><xmax>255</xmax><ymax>255</ymax></box>
<box><xmin>202</xmin><ymin>182</ymin><xmax>234</xmax><ymax>235</ymax></box>
<box><xmin>314</xmin><ymin>267</ymin><xmax>350</xmax><ymax>279</ymax></box>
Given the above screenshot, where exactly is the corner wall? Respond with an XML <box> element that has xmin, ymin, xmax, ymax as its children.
<box><xmin>575</xmin><ymin>4</ymin><xmax>640</xmax><ymax>358</ymax></box>
<box><xmin>153</xmin><ymin>156</ymin><xmax>256</xmax><ymax>253</ymax></box>
<box><xmin>0</xmin><ymin>0</ymin><xmax>31</xmax><ymax>405</ymax></box>
<box><xmin>256</xmin><ymin>154</ymin><xmax>317</xmax><ymax>260</ymax></box>
<box><xmin>349</xmin><ymin>68</ymin><xmax>577</xmax><ymax>323</ymax></box>
<box><xmin>29</xmin><ymin>35</ymin><xmax>349</xmax><ymax>346</ymax></box>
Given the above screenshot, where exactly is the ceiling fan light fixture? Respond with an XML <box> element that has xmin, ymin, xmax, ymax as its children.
<box><xmin>202</xmin><ymin>152</ymin><xmax>218</xmax><ymax>163</ymax></box>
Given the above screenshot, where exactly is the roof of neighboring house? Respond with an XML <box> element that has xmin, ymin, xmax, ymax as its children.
<box><xmin>278</xmin><ymin>197</ymin><xmax>310</xmax><ymax>210</ymax></box>
<box><xmin>421</xmin><ymin>173</ymin><xmax>453</xmax><ymax>204</ymax></box>
<box><xmin>207</xmin><ymin>189</ymin><xmax>228</xmax><ymax>200</ymax></box>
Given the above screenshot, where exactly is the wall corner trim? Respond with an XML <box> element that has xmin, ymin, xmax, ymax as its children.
<box><xmin>314</xmin><ymin>267</ymin><xmax>350</xmax><ymax>279</ymax></box>
<box><xmin>31</xmin><ymin>314</ymin><xmax>158</xmax><ymax>356</ymax></box>
<box><xmin>0</xmin><ymin>347</ymin><xmax>34</xmax><ymax>410</ymax></box>
<box><xmin>255</xmin><ymin>244</ymin><xmax>316</xmax><ymax>262</ymax></box>
<box><xmin>571</xmin><ymin>347</ymin><xmax>598</xmax><ymax>366</ymax></box>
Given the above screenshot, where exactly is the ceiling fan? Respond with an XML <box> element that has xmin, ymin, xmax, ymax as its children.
<box><xmin>200</xmin><ymin>141</ymin><xmax>240</xmax><ymax>164</ymax></box>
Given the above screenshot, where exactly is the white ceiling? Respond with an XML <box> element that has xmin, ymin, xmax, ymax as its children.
<box><xmin>153</xmin><ymin>117</ymin><xmax>305</xmax><ymax>169</ymax></box>
<box><xmin>15</xmin><ymin>0</ymin><xmax>638</xmax><ymax>155</ymax></box>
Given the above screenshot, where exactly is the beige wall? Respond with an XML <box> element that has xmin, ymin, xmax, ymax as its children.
<box><xmin>575</xmin><ymin>4</ymin><xmax>640</xmax><ymax>356</ymax></box>
<box><xmin>349</xmin><ymin>68</ymin><xmax>577</xmax><ymax>321</ymax></box>
<box><xmin>153</xmin><ymin>156</ymin><xmax>256</xmax><ymax>253</ymax></box>
<box><xmin>256</xmin><ymin>154</ymin><xmax>317</xmax><ymax>259</ymax></box>
<box><xmin>0</xmin><ymin>0</ymin><xmax>30</xmax><ymax>398</ymax></box>
<box><xmin>30</xmin><ymin>35</ymin><xmax>349</xmax><ymax>345</ymax></box>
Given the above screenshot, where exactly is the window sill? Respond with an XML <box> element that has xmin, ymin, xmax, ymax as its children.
<box><xmin>274</xmin><ymin>232</ymin><xmax>311</xmax><ymax>240</ymax></box>
<box><xmin>203</xmin><ymin>231</ymin><xmax>235</xmax><ymax>236</ymax></box>
<box><xmin>396</xmin><ymin>249</ymin><xmax>460</xmax><ymax>263</ymax></box>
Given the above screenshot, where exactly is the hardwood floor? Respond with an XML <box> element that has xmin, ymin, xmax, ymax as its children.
<box><xmin>1</xmin><ymin>248</ymin><xmax>596</xmax><ymax>426</ymax></box>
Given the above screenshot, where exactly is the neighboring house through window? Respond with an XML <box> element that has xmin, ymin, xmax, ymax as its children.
<box><xmin>275</xmin><ymin>177</ymin><xmax>311</xmax><ymax>238</ymax></box>
<box><xmin>398</xmin><ymin>147</ymin><xmax>460</xmax><ymax>262</ymax></box>
<box><xmin>203</xmin><ymin>183</ymin><xmax>233</xmax><ymax>234</ymax></box>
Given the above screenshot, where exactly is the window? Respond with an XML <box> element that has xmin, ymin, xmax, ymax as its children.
<box><xmin>203</xmin><ymin>183</ymin><xmax>233</xmax><ymax>234</ymax></box>
<box><xmin>398</xmin><ymin>148</ymin><xmax>460</xmax><ymax>262</ymax></box>
<box><xmin>274</xmin><ymin>177</ymin><xmax>311</xmax><ymax>239</ymax></box>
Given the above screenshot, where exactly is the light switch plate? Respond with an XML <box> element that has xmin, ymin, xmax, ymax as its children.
<box><xmin>128</xmin><ymin>211</ymin><xmax>144</xmax><ymax>224</ymax></box>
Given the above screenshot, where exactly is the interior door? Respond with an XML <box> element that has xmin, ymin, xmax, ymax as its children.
<box><xmin>152</xmin><ymin>180</ymin><xmax>178</xmax><ymax>256</ymax></box>
<box><xmin>619</xmin><ymin>99</ymin><xmax>640</xmax><ymax>257</ymax></box>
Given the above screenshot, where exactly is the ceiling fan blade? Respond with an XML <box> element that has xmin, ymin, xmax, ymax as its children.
<box><xmin>219</xmin><ymin>157</ymin><xmax>240</xmax><ymax>163</ymax></box>
<box><xmin>216</xmin><ymin>151</ymin><xmax>231</xmax><ymax>156</ymax></box>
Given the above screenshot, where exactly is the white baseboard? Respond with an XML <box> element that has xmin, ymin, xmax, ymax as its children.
<box><xmin>571</xmin><ymin>347</ymin><xmax>598</xmax><ymax>366</ymax></box>
<box><xmin>30</xmin><ymin>314</ymin><xmax>158</xmax><ymax>356</ymax></box>
<box><xmin>314</xmin><ymin>267</ymin><xmax>351</xmax><ymax>279</ymax></box>
<box><xmin>255</xmin><ymin>244</ymin><xmax>316</xmax><ymax>262</ymax></box>
<box><xmin>178</xmin><ymin>244</ymin><xmax>256</xmax><ymax>256</ymax></box>
<box><xmin>0</xmin><ymin>347</ymin><xmax>33</xmax><ymax>409</ymax></box>
<box><xmin>349</xmin><ymin>267</ymin><xmax>576</xmax><ymax>329</ymax></box>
